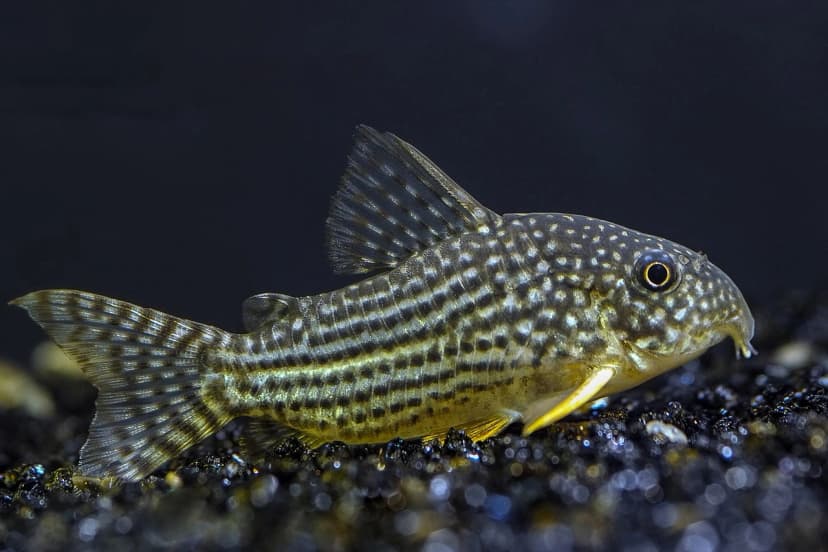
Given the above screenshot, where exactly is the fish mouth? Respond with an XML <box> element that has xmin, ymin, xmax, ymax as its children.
<box><xmin>715</xmin><ymin>315</ymin><xmax>757</xmax><ymax>359</ymax></box>
<box><xmin>665</xmin><ymin>313</ymin><xmax>756</xmax><ymax>364</ymax></box>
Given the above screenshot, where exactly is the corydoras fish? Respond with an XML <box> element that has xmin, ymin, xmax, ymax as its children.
<box><xmin>11</xmin><ymin>126</ymin><xmax>756</xmax><ymax>481</ymax></box>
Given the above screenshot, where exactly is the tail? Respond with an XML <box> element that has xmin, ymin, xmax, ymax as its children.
<box><xmin>10</xmin><ymin>289</ymin><xmax>234</xmax><ymax>481</ymax></box>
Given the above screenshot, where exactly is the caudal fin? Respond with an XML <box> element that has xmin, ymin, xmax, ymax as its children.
<box><xmin>11</xmin><ymin>290</ymin><xmax>233</xmax><ymax>481</ymax></box>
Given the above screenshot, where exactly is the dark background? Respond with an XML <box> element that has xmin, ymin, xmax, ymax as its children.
<box><xmin>2</xmin><ymin>2</ymin><xmax>827</xmax><ymax>364</ymax></box>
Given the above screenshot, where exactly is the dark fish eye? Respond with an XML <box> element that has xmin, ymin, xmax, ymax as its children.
<box><xmin>635</xmin><ymin>251</ymin><xmax>677</xmax><ymax>291</ymax></box>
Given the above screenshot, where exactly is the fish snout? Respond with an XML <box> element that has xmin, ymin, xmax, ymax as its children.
<box><xmin>723</xmin><ymin>291</ymin><xmax>756</xmax><ymax>359</ymax></box>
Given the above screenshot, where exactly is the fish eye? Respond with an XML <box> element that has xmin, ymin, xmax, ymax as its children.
<box><xmin>635</xmin><ymin>251</ymin><xmax>677</xmax><ymax>291</ymax></box>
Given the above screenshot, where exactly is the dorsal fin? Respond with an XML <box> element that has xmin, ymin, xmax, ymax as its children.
<box><xmin>242</xmin><ymin>293</ymin><xmax>297</xmax><ymax>332</ymax></box>
<box><xmin>325</xmin><ymin>125</ymin><xmax>500</xmax><ymax>275</ymax></box>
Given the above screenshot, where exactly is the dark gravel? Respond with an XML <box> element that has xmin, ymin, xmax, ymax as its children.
<box><xmin>1</xmin><ymin>290</ymin><xmax>827</xmax><ymax>551</ymax></box>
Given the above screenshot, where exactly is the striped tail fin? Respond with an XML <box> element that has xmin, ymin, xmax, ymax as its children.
<box><xmin>10</xmin><ymin>290</ymin><xmax>234</xmax><ymax>481</ymax></box>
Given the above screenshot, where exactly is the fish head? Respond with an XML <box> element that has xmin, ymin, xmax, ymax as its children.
<box><xmin>581</xmin><ymin>218</ymin><xmax>756</xmax><ymax>377</ymax></box>
<box><xmin>511</xmin><ymin>213</ymin><xmax>755</xmax><ymax>381</ymax></box>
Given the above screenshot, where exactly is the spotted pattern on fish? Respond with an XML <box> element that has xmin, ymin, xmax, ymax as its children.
<box><xmin>211</xmin><ymin>212</ymin><xmax>751</xmax><ymax>446</ymax></box>
<box><xmin>11</xmin><ymin>125</ymin><xmax>755</xmax><ymax>481</ymax></box>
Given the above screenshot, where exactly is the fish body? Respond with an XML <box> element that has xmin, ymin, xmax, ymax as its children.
<box><xmin>12</xmin><ymin>126</ymin><xmax>755</xmax><ymax>480</ymax></box>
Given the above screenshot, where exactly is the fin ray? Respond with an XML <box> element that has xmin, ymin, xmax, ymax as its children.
<box><xmin>240</xmin><ymin>418</ymin><xmax>327</xmax><ymax>460</ymax></box>
<box><xmin>421</xmin><ymin>410</ymin><xmax>519</xmax><ymax>444</ymax></box>
<box><xmin>522</xmin><ymin>366</ymin><xmax>615</xmax><ymax>435</ymax></box>
<box><xmin>242</xmin><ymin>293</ymin><xmax>297</xmax><ymax>332</ymax></box>
<box><xmin>326</xmin><ymin>125</ymin><xmax>500</xmax><ymax>275</ymax></box>
<box><xmin>11</xmin><ymin>290</ymin><xmax>233</xmax><ymax>481</ymax></box>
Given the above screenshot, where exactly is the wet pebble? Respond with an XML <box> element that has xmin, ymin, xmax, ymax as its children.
<box><xmin>645</xmin><ymin>420</ymin><xmax>689</xmax><ymax>445</ymax></box>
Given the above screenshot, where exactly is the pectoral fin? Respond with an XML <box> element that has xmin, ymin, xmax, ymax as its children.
<box><xmin>522</xmin><ymin>366</ymin><xmax>615</xmax><ymax>436</ymax></box>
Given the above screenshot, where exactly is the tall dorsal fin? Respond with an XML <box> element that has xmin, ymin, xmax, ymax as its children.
<box><xmin>325</xmin><ymin>125</ymin><xmax>500</xmax><ymax>275</ymax></box>
<box><xmin>242</xmin><ymin>293</ymin><xmax>297</xmax><ymax>332</ymax></box>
